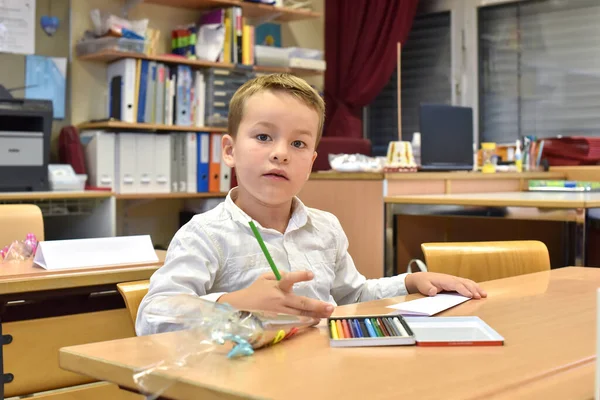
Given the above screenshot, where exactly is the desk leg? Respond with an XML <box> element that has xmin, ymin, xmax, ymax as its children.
<box><xmin>384</xmin><ymin>203</ymin><xmax>396</xmax><ymax>277</ymax></box>
<box><xmin>0</xmin><ymin>318</ymin><xmax>13</xmax><ymax>400</ymax></box>
<box><xmin>575</xmin><ymin>208</ymin><xmax>587</xmax><ymax>266</ymax></box>
<box><xmin>1</xmin><ymin>318</ymin><xmax>3</xmax><ymax>400</ymax></box>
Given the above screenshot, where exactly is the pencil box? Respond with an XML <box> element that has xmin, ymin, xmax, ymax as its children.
<box><xmin>328</xmin><ymin>314</ymin><xmax>416</xmax><ymax>347</ymax></box>
<box><xmin>328</xmin><ymin>315</ymin><xmax>505</xmax><ymax>347</ymax></box>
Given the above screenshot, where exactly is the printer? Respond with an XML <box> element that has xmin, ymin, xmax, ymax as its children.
<box><xmin>0</xmin><ymin>96</ymin><xmax>52</xmax><ymax>192</ymax></box>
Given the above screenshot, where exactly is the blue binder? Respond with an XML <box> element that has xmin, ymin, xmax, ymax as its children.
<box><xmin>197</xmin><ymin>132</ymin><xmax>210</xmax><ymax>192</ymax></box>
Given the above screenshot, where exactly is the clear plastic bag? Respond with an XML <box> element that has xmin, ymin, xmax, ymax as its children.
<box><xmin>0</xmin><ymin>234</ymin><xmax>38</xmax><ymax>263</ymax></box>
<box><xmin>328</xmin><ymin>153</ymin><xmax>385</xmax><ymax>172</ymax></box>
<box><xmin>89</xmin><ymin>9</ymin><xmax>148</xmax><ymax>38</ymax></box>
<box><xmin>134</xmin><ymin>294</ymin><xmax>318</xmax><ymax>398</ymax></box>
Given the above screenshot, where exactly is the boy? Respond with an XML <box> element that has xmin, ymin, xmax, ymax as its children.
<box><xmin>136</xmin><ymin>74</ymin><xmax>486</xmax><ymax>336</ymax></box>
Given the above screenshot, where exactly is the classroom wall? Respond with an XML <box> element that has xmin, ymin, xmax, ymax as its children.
<box><xmin>0</xmin><ymin>0</ymin><xmax>71</xmax><ymax>160</ymax></box>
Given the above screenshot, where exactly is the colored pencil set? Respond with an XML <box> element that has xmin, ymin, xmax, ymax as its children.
<box><xmin>328</xmin><ymin>315</ymin><xmax>416</xmax><ymax>348</ymax></box>
<box><xmin>329</xmin><ymin>315</ymin><xmax>506</xmax><ymax>348</ymax></box>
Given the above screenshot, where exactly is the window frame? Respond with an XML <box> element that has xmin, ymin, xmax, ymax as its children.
<box><xmin>366</xmin><ymin>0</ymin><xmax>547</xmax><ymax>151</ymax></box>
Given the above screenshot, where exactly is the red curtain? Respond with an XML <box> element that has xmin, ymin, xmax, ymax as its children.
<box><xmin>324</xmin><ymin>0</ymin><xmax>420</xmax><ymax>138</ymax></box>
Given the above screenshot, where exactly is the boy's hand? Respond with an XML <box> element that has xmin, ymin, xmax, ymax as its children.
<box><xmin>218</xmin><ymin>271</ymin><xmax>334</xmax><ymax>318</ymax></box>
<box><xmin>405</xmin><ymin>272</ymin><xmax>487</xmax><ymax>299</ymax></box>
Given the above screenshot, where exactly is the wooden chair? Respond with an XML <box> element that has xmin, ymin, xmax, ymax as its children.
<box><xmin>420</xmin><ymin>240</ymin><xmax>551</xmax><ymax>282</ymax></box>
<box><xmin>0</xmin><ymin>204</ymin><xmax>44</xmax><ymax>246</ymax></box>
<box><xmin>117</xmin><ymin>280</ymin><xmax>150</xmax><ymax>327</ymax></box>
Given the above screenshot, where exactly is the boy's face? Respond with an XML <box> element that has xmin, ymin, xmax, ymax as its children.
<box><xmin>223</xmin><ymin>90</ymin><xmax>319</xmax><ymax>206</ymax></box>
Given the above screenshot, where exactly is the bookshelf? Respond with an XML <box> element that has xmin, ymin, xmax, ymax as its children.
<box><xmin>0</xmin><ymin>191</ymin><xmax>113</xmax><ymax>201</ymax></box>
<box><xmin>116</xmin><ymin>192</ymin><xmax>227</xmax><ymax>200</ymax></box>
<box><xmin>78</xmin><ymin>50</ymin><xmax>324</xmax><ymax>77</ymax></box>
<box><xmin>71</xmin><ymin>0</ymin><xmax>324</xmax><ymax>246</ymax></box>
<box><xmin>142</xmin><ymin>0</ymin><xmax>322</xmax><ymax>22</ymax></box>
<box><xmin>254</xmin><ymin>65</ymin><xmax>323</xmax><ymax>76</ymax></box>
<box><xmin>77</xmin><ymin>120</ymin><xmax>227</xmax><ymax>133</ymax></box>
<box><xmin>79</xmin><ymin>51</ymin><xmax>230</xmax><ymax>68</ymax></box>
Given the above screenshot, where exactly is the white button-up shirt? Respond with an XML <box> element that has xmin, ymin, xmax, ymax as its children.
<box><xmin>136</xmin><ymin>188</ymin><xmax>408</xmax><ymax>336</ymax></box>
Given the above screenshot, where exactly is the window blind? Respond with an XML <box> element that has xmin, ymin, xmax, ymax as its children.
<box><xmin>479</xmin><ymin>0</ymin><xmax>600</xmax><ymax>143</ymax></box>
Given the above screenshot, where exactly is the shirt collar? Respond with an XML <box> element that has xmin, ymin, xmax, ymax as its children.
<box><xmin>225</xmin><ymin>187</ymin><xmax>309</xmax><ymax>232</ymax></box>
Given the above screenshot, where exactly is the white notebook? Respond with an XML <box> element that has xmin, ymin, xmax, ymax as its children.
<box><xmin>386</xmin><ymin>293</ymin><xmax>471</xmax><ymax>317</ymax></box>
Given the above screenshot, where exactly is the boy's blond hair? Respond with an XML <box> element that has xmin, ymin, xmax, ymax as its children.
<box><xmin>228</xmin><ymin>73</ymin><xmax>325</xmax><ymax>146</ymax></box>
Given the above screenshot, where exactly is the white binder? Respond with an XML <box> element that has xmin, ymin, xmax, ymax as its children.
<box><xmin>107</xmin><ymin>59</ymin><xmax>137</xmax><ymax>123</ymax></box>
<box><xmin>154</xmin><ymin>134</ymin><xmax>172</xmax><ymax>193</ymax></box>
<box><xmin>135</xmin><ymin>134</ymin><xmax>155</xmax><ymax>193</ymax></box>
<box><xmin>80</xmin><ymin>130</ymin><xmax>115</xmax><ymax>190</ymax></box>
<box><xmin>115</xmin><ymin>133</ymin><xmax>137</xmax><ymax>194</ymax></box>
<box><xmin>194</xmin><ymin>70</ymin><xmax>206</xmax><ymax>127</ymax></box>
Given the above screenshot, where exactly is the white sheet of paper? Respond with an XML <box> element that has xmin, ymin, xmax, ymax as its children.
<box><xmin>196</xmin><ymin>23</ymin><xmax>225</xmax><ymax>62</ymax></box>
<box><xmin>25</xmin><ymin>56</ymin><xmax>67</xmax><ymax>118</ymax></box>
<box><xmin>0</xmin><ymin>0</ymin><xmax>35</xmax><ymax>55</ymax></box>
<box><xmin>33</xmin><ymin>235</ymin><xmax>159</xmax><ymax>270</ymax></box>
<box><xmin>386</xmin><ymin>293</ymin><xmax>471</xmax><ymax>317</ymax></box>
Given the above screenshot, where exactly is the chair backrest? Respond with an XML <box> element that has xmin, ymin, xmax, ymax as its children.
<box><xmin>0</xmin><ymin>204</ymin><xmax>44</xmax><ymax>247</ymax></box>
<box><xmin>421</xmin><ymin>240</ymin><xmax>550</xmax><ymax>282</ymax></box>
<box><xmin>116</xmin><ymin>280</ymin><xmax>150</xmax><ymax>328</ymax></box>
<box><xmin>313</xmin><ymin>137</ymin><xmax>372</xmax><ymax>171</ymax></box>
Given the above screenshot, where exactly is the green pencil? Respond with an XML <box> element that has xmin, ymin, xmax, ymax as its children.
<box><xmin>248</xmin><ymin>220</ymin><xmax>282</xmax><ymax>280</ymax></box>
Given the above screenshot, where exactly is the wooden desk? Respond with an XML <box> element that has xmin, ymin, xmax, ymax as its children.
<box><xmin>488</xmin><ymin>362</ymin><xmax>594</xmax><ymax>399</ymax></box>
<box><xmin>59</xmin><ymin>267</ymin><xmax>597</xmax><ymax>400</ymax></box>
<box><xmin>385</xmin><ymin>191</ymin><xmax>592</xmax><ymax>208</ymax></box>
<box><xmin>385</xmin><ymin>171</ymin><xmax>565</xmax><ymax>196</ymax></box>
<box><xmin>384</xmin><ymin>191</ymin><xmax>600</xmax><ymax>275</ymax></box>
<box><xmin>0</xmin><ymin>251</ymin><xmax>165</xmax><ymax>399</ymax></box>
<box><xmin>0</xmin><ymin>250</ymin><xmax>166</xmax><ymax>295</ymax></box>
<box><xmin>301</xmin><ymin>172</ymin><xmax>562</xmax><ymax>279</ymax></box>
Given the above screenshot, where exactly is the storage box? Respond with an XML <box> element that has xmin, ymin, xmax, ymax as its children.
<box><xmin>75</xmin><ymin>37</ymin><xmax>146</xmax><ymax>56</ymax></box>
<box><xmin>328</xmin><ymin>315</ymin><xmax>505</xmax><ymax>347</ymax></box>
<box><xmin>286</xmin><ymin>47</ymin><xmax>323</xmax><ymax>60</ymax></box>
<box><xmin>48</xmin><ymin>164</ymin><xmax>87</xmax><ymax>191</ymax></box>
<box><xmin>203</xmin><ymin>68</ymin><xmax>253</xmax><ymax>126</ymax></box>
<box><xmin>255</xmin><ymin>46</ymin><xmax>289</xmax><ymax>67</ymax></box>
<box><xmin>255</xmin><ymin>46</ymin><xmax>324</xmax><ymax>68</ymax></box>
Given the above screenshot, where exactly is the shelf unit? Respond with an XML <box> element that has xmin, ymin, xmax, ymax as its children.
<box><xmin>71</xmin><ymin>0</ymin><xmax>323</xmax><ymax>244</ymax></box>
<box><xmin>0</xmin><ymin>191</ymin><xmax>112</xmax><ymax>201</ymax></box>
<box><xmin>77</xmin><ymin>120</ymin><xmax>227</xmax><ymax>133</ymax></box>
<box><xmin>115</xmin><ymin>192</ymin><xmax>227</xmax><ymax>200</ymax></box>
<box><xmin>0</xmin><ymin>190</ymin><xmax>228</xmax><ymax>242</ymax></box>
<box><xmin>76</xmin><ymin>0</ymin><xmax>323</xmax><ymax>76</ymax></box>
<box><xmin>142</xmin><ymin>0</ymin><xmax>321</xmax><ymax>22</ymax></box>
<box><xmin>76</xmin><ymin>1</ymin><xmax>324</xmax><ymax>132</ymax></box>
<box><xmin>78</xmin><ymin>50</ymin><xmax>324</xmax><ymax>77</ymax></box>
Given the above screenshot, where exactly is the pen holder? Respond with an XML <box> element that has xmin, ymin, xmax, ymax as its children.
<box><xmin>481</xmin><ymin>142</ymin><xmax>497</xmax><ymax>173</ymax></box>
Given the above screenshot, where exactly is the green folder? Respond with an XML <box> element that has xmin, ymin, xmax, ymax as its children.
<box><xmin>528</xmin><ymin>180</ymin><xmax>600</xmax><ymax>192</ymax></box>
